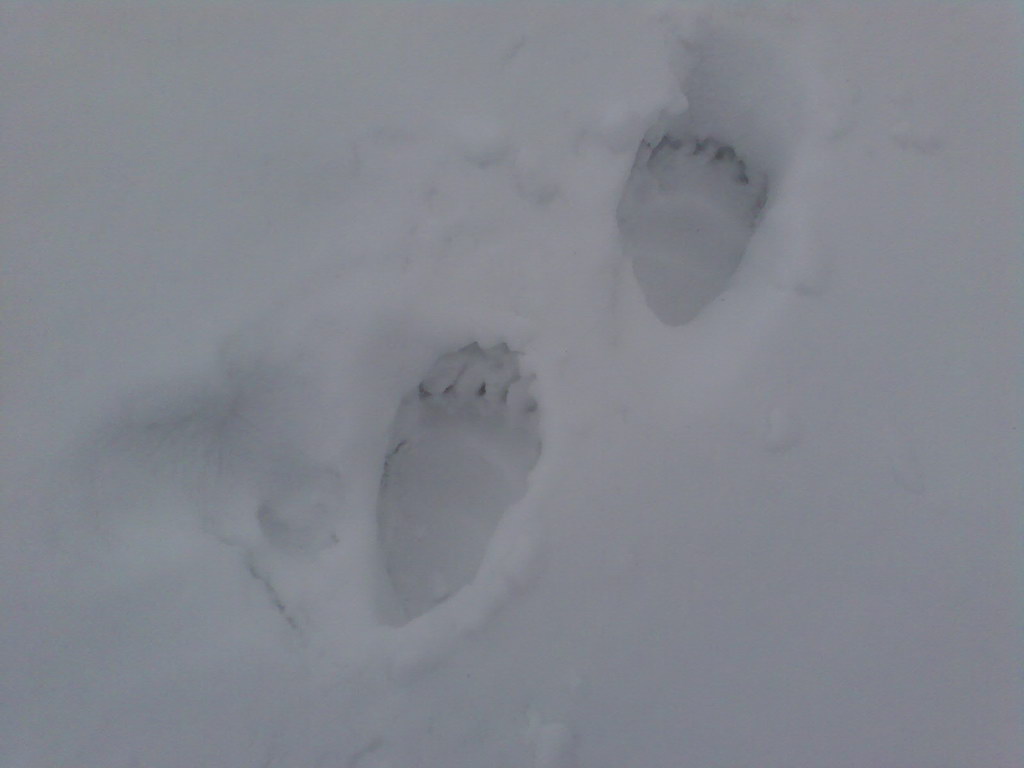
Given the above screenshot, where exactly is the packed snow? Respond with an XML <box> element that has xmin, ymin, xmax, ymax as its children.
<box><xmin>2</xmin><ymin>4</ymin><xmax>1021</xmax><ymax>767</ymax></box>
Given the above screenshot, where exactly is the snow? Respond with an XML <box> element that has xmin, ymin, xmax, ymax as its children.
<box><xmin>379</xmin><ymin>343</ymin><xmax>541</xmax><ymax>623</ymax></box>
<box><xmin>618</xmin><ymin>131</ymin><xmax>769</xmax><ymax>324</ymax></box>
<box><xmin>2</xmin><ymin>3</ymin><xmax>1021</xmax><ymax>767</ymax></box>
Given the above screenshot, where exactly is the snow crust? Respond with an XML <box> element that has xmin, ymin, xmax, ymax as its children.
<box><xmin>2</xmin><ymin>4</ymin><xmax>1021</xmax><ymax>767</ymax></box>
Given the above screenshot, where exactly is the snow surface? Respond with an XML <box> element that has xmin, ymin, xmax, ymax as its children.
<box><xmin>2</xmin><ymin>4</ymin><xmax>1021</xmax><ymax>767</ymax></box>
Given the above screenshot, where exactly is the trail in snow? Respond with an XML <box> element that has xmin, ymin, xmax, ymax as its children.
<box><xmin>2</xmin><ymin>4</ymin><xmax>1020</xmax><ymax>767</ymax></box>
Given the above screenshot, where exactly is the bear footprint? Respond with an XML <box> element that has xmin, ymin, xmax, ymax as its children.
<box><xmin>377</xmin><ymin>342</ymin><xmax>541</xmax><ymax>623</ymax></box>
<box><xmin>618</xmin><ymin>131</ymin><xmax>768</xmax><ymax>325</ymax></box>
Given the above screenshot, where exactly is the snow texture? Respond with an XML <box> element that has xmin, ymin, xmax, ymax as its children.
<box><xmin>1</xmin><ymin>4</ymin><xmax>1021</xmax><ymax>768</ymax></box>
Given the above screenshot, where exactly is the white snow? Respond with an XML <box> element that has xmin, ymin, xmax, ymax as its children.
<box><xmin>1</xmin><ymin>4</ymin><xmax>1021</xmax><ymax>767</ymax></box>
